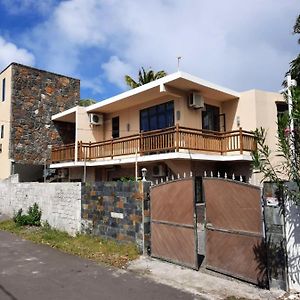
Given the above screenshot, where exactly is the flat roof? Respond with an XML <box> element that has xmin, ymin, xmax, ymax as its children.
<box><xmin>52</xmin><ymin>106</ymin><xmax>77</xmax><ymax>123</ymax></box>
<box><xmin>87</xmin><ymin>71</ymin><xmax>240</xmax><ymax>114</ymax></box>
<box><xmin>52</xmin><ymin>71</ymin><xmax>241</xmax><ymax>118</ymax></box>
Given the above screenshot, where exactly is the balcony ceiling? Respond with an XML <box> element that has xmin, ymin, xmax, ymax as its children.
<box><xmin>52</xmin><ymin>107</ymin><xmax>76</xmax><ymax>123</ymax></box>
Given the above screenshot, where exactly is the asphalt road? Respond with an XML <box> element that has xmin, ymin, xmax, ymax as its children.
<box><xmin>0</xmin><ymin>230</ymin><xmax>199</xmax><ymax>300</ymax></box>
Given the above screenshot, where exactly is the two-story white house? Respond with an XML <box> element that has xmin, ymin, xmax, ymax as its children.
<box><xmin>50</xmin><ymin>71</ymin><xmax>284</xmax><ymax>184</ymax></box>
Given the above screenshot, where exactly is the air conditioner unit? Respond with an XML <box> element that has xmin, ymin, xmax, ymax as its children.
<box><xmin>188</xmin><ymin>92</ymin><xmax>205</xmax><ymax>109</ymax></box>
<box><xmin>89</xmin><ymin>113</ymin><xmax>103</xmax><ymax>125</ymax></box>
<box><xmin>153</xmin><ymin>164</ymin><xmax>166</xmax><ymax>177</ymax></box>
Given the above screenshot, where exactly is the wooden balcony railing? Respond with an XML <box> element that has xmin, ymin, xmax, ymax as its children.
<box><xmin>51</xmin><ymin>143</ymin><xmax>75</xmax><ymax>162</ymax></box>
<box><xmin>51</xmin><ymin>126</ymin><xmax>256</xmax><ymax>163</ymax></box>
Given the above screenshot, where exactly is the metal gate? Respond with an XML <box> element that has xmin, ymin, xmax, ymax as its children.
<box><xmin>203</xmin><ymin>178</ymin><xmax>267</xmax><ymax>286</ymax></box>
<box><xmin>150</xmin><ymin>178</ymin><xmax>198</xmax><ymax>269</ymax></box>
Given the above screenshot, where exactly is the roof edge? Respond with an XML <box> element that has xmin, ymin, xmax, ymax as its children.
<box><xmin>87</xmin><ymin>71</ymin><xmax>240</xmax><ymax>112</ymax></box>
<box><xmin>52</xmin><ymin>106</ymin><xmax>78</xmax><ymax>121</ymax></box>
<box><xmin>1</xmin><ymin>62</ymin><xmax>80</xmax><ymax>81</ymax></box>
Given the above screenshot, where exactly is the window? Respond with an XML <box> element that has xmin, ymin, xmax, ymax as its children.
<box><xmin>202</xmin><ymin>104</ymin><xmax>221</xmax><ymax>132</ymax></box>
<box><xmin>276</xmin><ymin>102</ymin><xmax>289</xmax><ymax>131</ymax></box>
<box><xmin>2</xmin><ymin>78</ymin><xmax>5</xmax><ymax>102</ymax></box>
<box><xmin>140</xmin><ymin>101</ymin><xmax>174</xmax><ymax>132</ymax></box>
<box><xmin>112</xmin><ymin>116</ymin><xmax>119</xmax><ymax>138</ymax></box>
<box><xmin>0</xmin><ymin>125</ymin><xmax>3</xmax><ymax>139</ymax></box>
<box><xmin>276</xmin><ymin>102</ymin><xmax>288</xmax><ymax>120</ymax></box>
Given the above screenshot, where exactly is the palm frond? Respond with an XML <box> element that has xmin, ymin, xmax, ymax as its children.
<box><xmin>125</xmin><ymin>67</ymin><xmax>167</xmax><ymax>89</ymax></box>
<box><xmin>125</xmin><ymin>75</ymin><xmax>139</xmax><ymax>88</ymax></box>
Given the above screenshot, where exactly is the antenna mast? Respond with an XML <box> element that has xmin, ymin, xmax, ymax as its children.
<box><xmin>177</xmin><ymin>56</ymin><xmax>182</xmax><ymax>71</ymax></box>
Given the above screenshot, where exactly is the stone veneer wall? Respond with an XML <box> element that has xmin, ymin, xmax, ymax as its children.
<box><xmin>81</xmin><ymin>181</ymin><xmax>151</xmax><ymax>252</ymax></box>
<box><xmin>0</xmin><ymin>176</ymin><xmax>152</xmax><ymax>249</ymax></box>
<box><xmin>10</xmin><ymin>63</ymin><xmax>79</xmax><ymax>164</ymax></box>
<box><xmin>0</xmin><ymin>175</ymin><xmax>82</xmax><ymax>235</ymax></box>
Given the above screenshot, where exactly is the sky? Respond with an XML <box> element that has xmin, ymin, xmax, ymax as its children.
<box><xmin>0</xmin><ymin>0</ymin><xmax>299</xmax><ymax>101</ymax></box>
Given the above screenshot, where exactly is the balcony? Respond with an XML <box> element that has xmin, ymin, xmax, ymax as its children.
<box><xmin>51</xmin><ymin>125</ymin><xmax>256</xmax><ymax>163</ymax></box>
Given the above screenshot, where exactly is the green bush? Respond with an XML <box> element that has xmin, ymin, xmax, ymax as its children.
<box><xmin>13</xmin><ymin>203</ymin><xmax>42</xmax><ymax>227</ymax></box>
<box><xmin>27</xmin><ymin>203</ymin><xmax>42</xmax><ymax>226</ymax></box>
<box><xmin>13</xmin><ymin>209</ymin><xmax>28</xmax><ymax>226</ymax></box>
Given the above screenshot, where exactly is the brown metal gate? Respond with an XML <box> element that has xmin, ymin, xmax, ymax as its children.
<box><xmin>203</xmin><ymin>178</ymin><xmax>267</xmax><ymax>286</ymax></box>
<box><xmin>150</xmin><ymin>178</ymin><xmax>198</xmax><ymax>269</ymax></box>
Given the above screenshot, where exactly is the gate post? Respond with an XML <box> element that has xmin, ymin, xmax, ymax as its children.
<box><xmin>142</xmin><ymin>181</ymin><xmax>152</xmax><ymax>255</ymax></box>
<box><xmin>263</xmin><ymin>182</ymin><xmax>288</xmax><ymax>290</ymax></box>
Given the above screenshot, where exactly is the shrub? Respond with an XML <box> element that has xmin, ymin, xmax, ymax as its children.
<box><xmin>13</xmin><ymin>209</ymin><xmax>28</xmax><ymax>226</ymax></box>
<box><xmin>13</xmin><ymin>203</ymin><xmax>42</xmax><ymax>227</ymax></box>
<box><xmin>27</xmin><ymin>203</ymin><xmax>42</xmax><ymax>226</ymax></box>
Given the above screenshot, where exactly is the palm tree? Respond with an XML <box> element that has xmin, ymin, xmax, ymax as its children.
<box><xmin>283</xmin><ymin>14</ymin><xmax>300</xmax><ymax>86</ymax></box>
<box><xmin>125</xmin><ymin>67</ymin><xmax>167</xmax><ymax>89</ymax></box>
<box><xmin>79</xmin><ymin>99</ymin><xmax>96</xmax><ymax>107</ymax></box>
<box><xmin>293</xmin><ymin>14</ymin><xmax>300</xmax><ymax>44</ymax></box>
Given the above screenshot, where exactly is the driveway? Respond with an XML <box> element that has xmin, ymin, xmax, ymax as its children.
<box><xmin>0</xmin><ymin>231</ymin><xmax>200</xmax><ymax>300</ymax></box>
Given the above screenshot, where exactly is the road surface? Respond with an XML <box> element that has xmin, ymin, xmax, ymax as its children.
<box><xmin>0</xmin><ymin>230</ymin><xmax>200</xmax><ymax>300</ymax></box>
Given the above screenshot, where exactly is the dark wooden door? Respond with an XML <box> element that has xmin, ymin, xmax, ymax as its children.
<box><xmin>203</xmin><ymin>178</ymin><xmax>267</xmax><ymax>287</ymax></box>
<box><xmin>150</xmin><ymin>178</ymin><xmax>198</xmax><ymax>269</ymax></box>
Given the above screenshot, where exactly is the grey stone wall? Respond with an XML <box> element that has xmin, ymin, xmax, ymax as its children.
<box><xmin>81</xmin><ymin>181</ymin><xmax>151</xmax><ymax>252</ymax></box>
<box><xmin>54</xmin><ymin>122</ymin><xmax>76</xmax><ymax>145</ymax></box>
<box><xmin>10</xmin><ymin>63</ymin><xmax>79</xmax><ymax>165</ymax></box>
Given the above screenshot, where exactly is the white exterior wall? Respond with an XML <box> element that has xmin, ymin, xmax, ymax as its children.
<box><xmin>0</xmin><ymin>66</ymin><xmax>12</xmax><ymax>180</ymax></box>
<box><xmin>0</xmin><ymin>177</ymin><xmax>82</xmax><ymax>235</ymax></box>
<box><xmin>285</xmin><ymin>200</ymin><xmax>300</xmax><ymax>292</ymax></box>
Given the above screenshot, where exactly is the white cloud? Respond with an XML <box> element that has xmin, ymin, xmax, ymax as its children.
<box><xmin>53</xmin><ymin>0</ymin><xmax>105</xmax><ymax>46</ymax></box>
<box><xmin>21</xmin><ymin>0</ymin><xmax>300</xmax><ymax>95</ymax></box>
<box><xmin>81</xmin><ymin>76</ymin><xmax>103</xmax><ymax>96</ymax></box>
<box><xmin>0</xmin><ymin>36</ymin><xmax>35</xmax><ymax>70</ymax></box>
<box><xmin>101</xmin><ymin>56</ymin><xmax>134</xmax><ymax>89</ymax></box>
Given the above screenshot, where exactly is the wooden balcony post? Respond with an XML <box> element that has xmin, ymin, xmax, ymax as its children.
<box><xmin>175</xmin><ymin>123</ymin><xmax>179</xmax><ymax>152</ymax></box>
<box><xmin>239</xmin><ymin>127</ymin><xmax>243</xmax><ymax>154</ymax></box>
<box><xmin>140</xmin><ymin>132</ymin><xmax>144</xmax><ymax>155</ymax></box>
<box><xmin>88</xmin><ymin>141</ymin><xmax>91</xmax><ymax>160</ymax></box>
<box><xmin>78</xmin><ymin>141</ymin><xmax>82</xmax><ymax>161</ymax></box>
<box><xmin>220</xmin><ymin>135</ymin><xmax>224</xmax><ymax>155</ymax></box>
<box><xmin>111</xmin><ymin>138</ymin><xmax>114</xmax><ymax>159</ymax></box>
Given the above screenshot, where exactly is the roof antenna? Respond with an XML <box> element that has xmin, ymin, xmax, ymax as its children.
<box><xmin>177</xmin><ymin>56</ymin><xmax>182</xmax><ymax>71</ymax></box>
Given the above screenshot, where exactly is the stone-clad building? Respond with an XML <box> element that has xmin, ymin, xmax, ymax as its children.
<box><xmin>0</xmin><ymin>63</ymin><xmax>80</xmax><ymax>181</ymax></box>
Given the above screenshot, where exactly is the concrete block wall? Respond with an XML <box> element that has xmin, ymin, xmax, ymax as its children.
<box><xmin>263</xmin><ymin>182</ymin><xmax>300</xmax><ymax>292</ymax></box>
<box><xmin>0</xmin><ymin>176</ymin><xmax>81</xmax><ymax>235</ymax></box>
<box><xmin>285</xmin><ymin>183</ymin><xmax>300</xmax><ymax>292</ymax></box>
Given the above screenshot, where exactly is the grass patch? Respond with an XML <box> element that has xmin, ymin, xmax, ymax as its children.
<box><xmin>0</xmin><ymin>220</ymin><xmax>139</xmax><ymax>268</ymax></box>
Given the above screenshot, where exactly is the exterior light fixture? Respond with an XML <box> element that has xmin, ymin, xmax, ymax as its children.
<box><xmin>141</xmin><ymin>168</ymin><xmax>147</xmax><ymax>181</ymax></box>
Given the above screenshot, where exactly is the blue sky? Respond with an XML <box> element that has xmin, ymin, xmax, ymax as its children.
<box><xmin>0</xmin><ymin>0</ymin><xmax>299</xmax><ymax>101</ymax></box>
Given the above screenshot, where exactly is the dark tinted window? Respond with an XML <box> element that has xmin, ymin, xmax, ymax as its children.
<box><xmin>140</xmin><ymin>101</ymin><xmax>174</xmax><ymax>132</ymax></box>
<box><xmin>2</xmin><ymin>78</ymin><xmax>5</xmax><ymax>102</ymax></box>
<box><xmin>202</xmin><ymin>104</ymin><xmax>220</xmax><ymax>131</ymax></box>
<box><xmin>112</xmin><ymin>116</ymin><xmax>119</xmax><ymax>138</ymax></box>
